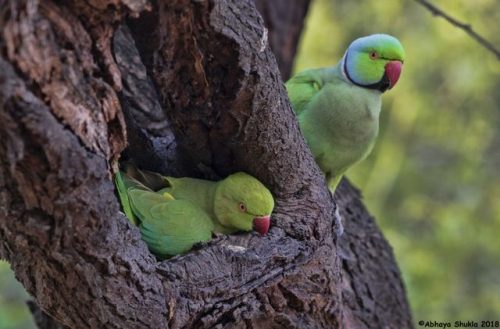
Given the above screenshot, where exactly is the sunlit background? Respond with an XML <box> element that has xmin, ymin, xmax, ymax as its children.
<box><xmin>1</xmin><ymin>0</ymin><xmax>499</xmax><ymax>327</ymax></box>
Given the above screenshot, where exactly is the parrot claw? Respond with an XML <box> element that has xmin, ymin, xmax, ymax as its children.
<box><xmin>334</xmin><ymin>207</ymin><xmax>344</xmax><ymax>237</ymax></box>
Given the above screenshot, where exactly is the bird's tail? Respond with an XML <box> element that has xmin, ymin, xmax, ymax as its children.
<box><xmin>114</xmin><ymin>171</ymin><xmax>148</xmax><ymax>226</ymax></box>
<box><xmin>327</xmin><ymin>174</ymin><xmax>342</xmax><ymax>193</ymax></box>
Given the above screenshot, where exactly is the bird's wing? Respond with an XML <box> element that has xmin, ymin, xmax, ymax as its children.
<box><xmin>128</xmin><ymin>188</ymin><xmax>213</xmax><ymax>258</ymax></box>
<box><xmin>285</xmin><ymin>68</ymin><xmax>326</xmax><ymax>116</ymax></box>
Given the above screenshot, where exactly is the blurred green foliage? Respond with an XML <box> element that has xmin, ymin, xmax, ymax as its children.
<box><xmin>0</xmin><ymin>0</ymin><xmax>499</xmax><ymax>326</ymax></box>
<box><xmin>0</xmin><ymin>261</ymin><xmax>35</xmax><ymax>329</ymax></box>
<box><xmin>295</xmin><ymin>0</ymin><xmax>500</xmax><ymax>322</ymax></box>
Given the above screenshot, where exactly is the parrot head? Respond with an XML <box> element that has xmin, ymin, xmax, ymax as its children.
<box><xmin>342</xmin><ymin>34</ymin><xmax>405</xmax><ymax>92</ymax></box>
<box><xmin>214</xmin><ymin>172</ymin><xmax>275</xmax><ymax>236</ymax></box>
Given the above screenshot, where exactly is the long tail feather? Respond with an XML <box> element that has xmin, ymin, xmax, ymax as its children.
<box><xmin>114</xmin><ymin>171</ymin><xmax>139</xmax><ymax>225</ymax></box>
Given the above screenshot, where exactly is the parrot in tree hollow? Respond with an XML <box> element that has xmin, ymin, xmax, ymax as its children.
<box><xmin>115</xmin><ymin>168</ymin><xmax>274</xmax><ymax>258</ymax></box>
<box><xmin>286</xmin><ymin>34</ymin><xmax>405</xmax><ymax>190</ymax></box>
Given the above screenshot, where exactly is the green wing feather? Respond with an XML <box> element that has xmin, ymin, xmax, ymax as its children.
<box><xmin>122</xmin><ymin>165</ymin><xmax>215</xmax><ymax>214</ymax></box>
<box><xmin>129</xmin><ymin>190</ymin><xmax>213</xmax><ymax>258</ymax></box>
<box><xmin>285</xmin><ymin>68</ymin><xmax>325</xmax><ymax>115</ymax></box>
<box><xmin>114</xmin><ymin>171</ymin><xmax>139</xmax><ymax>225</ymax></box>
<box><xmin>115</xmin><ymin>170</ymin><xmax>214</xmax><ymax>258</ymax></box>
<box><xmin>157</xmin><ymin>176</ymin><xmax>216</xmax><ymax>215</ymax></box>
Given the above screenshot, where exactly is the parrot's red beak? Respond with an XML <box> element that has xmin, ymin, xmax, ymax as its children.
<box><xmin>385</xmin><ymin>60</ymin><xmax>403</xmax><ymax>89</ymax></box>
<box><xmin>253</xmin><ymin>215</ymin><xmax>271</xmax><ymax>236</ymax></box>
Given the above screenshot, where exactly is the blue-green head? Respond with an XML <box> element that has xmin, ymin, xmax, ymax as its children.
<box><xmin>341</xmin><ymin>34</ymin><xmax>405</xmax><ymax>92</ymax></box>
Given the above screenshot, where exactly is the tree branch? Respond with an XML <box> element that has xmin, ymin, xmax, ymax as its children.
<box><xmin>414</xmin><ymin>0</ymin><xmax>500</xmax><ymax>60</ymax></box>
<box><xmin>254</xmin><ymin>0</ymin><xmax>311</xmax><ymax>80</ymax></box>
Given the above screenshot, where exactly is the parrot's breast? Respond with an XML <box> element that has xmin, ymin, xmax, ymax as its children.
<box><xmin>299</xmin><ymin>82</ymin><xmax>382</xmax><ymax>178</ymax></box>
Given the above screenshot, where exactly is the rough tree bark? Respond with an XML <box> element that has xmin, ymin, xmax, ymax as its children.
<box><xmin>0</xmin><ymin>0</ymin><xmax>413</xmax><ymax>328</ymax></box>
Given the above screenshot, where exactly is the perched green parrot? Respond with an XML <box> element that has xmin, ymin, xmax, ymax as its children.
<box><xmin>286</xmin><ymin>34</ymin><xmax>405</xmax><ymax>190</ymax></box>
<box><xmin>115</xmin><ymin>168</ymin><xmax>274</xmax><ymax>258</ymax></box>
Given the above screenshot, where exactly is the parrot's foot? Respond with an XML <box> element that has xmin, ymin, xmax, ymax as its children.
<box><xmin>326</xmin><ymin>180</ymin><xmax>343</xmax><ymax>237</ymax></box>
<box><xmin>334</xmin><ymin>206</ymin><xmax>344</xmax><ymax>237</ymax></box>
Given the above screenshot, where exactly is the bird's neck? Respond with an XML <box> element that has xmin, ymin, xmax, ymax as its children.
<box><xmin>203</xmin><ymin>181</ymin><xmax>218</xmax><ymax>217</ymax></box>
<box><xmin>169</xmin><ymin>177</ymin><xmax>219</xmax><ymax>219</ymax></box>
<box><xmin>322</xmin><ymin>64</ymin><xmax>383</xmax><ymax>147</ymax></box>
<box><xmin>339</xmin><ymin>51</ymin><xmax>349</xmax><ymax>83</ymax></box>
<box><xmin>211</xmin><ymin>182</ymin><xmax>239</xmax><ymax>234</ymax></box>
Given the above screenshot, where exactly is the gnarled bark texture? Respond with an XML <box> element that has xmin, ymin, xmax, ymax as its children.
<box><xmin>0</xmin><ymin>0</ymin><xmax>413</xmax><ymax>328</ymax></box>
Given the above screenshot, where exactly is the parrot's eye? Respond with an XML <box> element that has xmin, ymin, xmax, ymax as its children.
<box><xmin>369</xmin><ymin>51</ymin><xmax>379</xmax><ymax>60</ymax></box>
<box><xmin>238</xmin><ymin>202</ymin><xmax>247</xmax><ymax>212</ymax></box>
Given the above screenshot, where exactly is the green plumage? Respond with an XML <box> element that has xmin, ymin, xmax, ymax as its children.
<box><xmin>115</xmin><ymin>171</ymin><xmax>213</xmax><ymax>258</ymax></box>
<box><xmin>286</xmin><ymin>34</ymin><xmax>405</xmax><ymax>190</ymax></box>
<box><xmin>114</xmin><ymin>166</ymin><xmax>274</xmax><ymax>258</ymax></box>
<box><xmin>115</xmin><ymin>171</ymin><xmax>137</xmax><ymax>225</ymax></box>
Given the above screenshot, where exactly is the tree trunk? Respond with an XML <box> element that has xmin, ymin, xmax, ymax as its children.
<box><xmin>0</xmin><ymin>0</ymin><xmax>413</xmax><ymax>328</ymax></box>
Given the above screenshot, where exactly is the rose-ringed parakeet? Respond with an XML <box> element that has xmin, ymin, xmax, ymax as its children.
<box><xmin>286</xmin><ymin>34</ymin><xmax>405</xmax><ymax>190</ymax></box>
<box><xmin>115</xmin><ymin>168</ymin><xmax>274</xmax><ymax>258</ymax></box>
